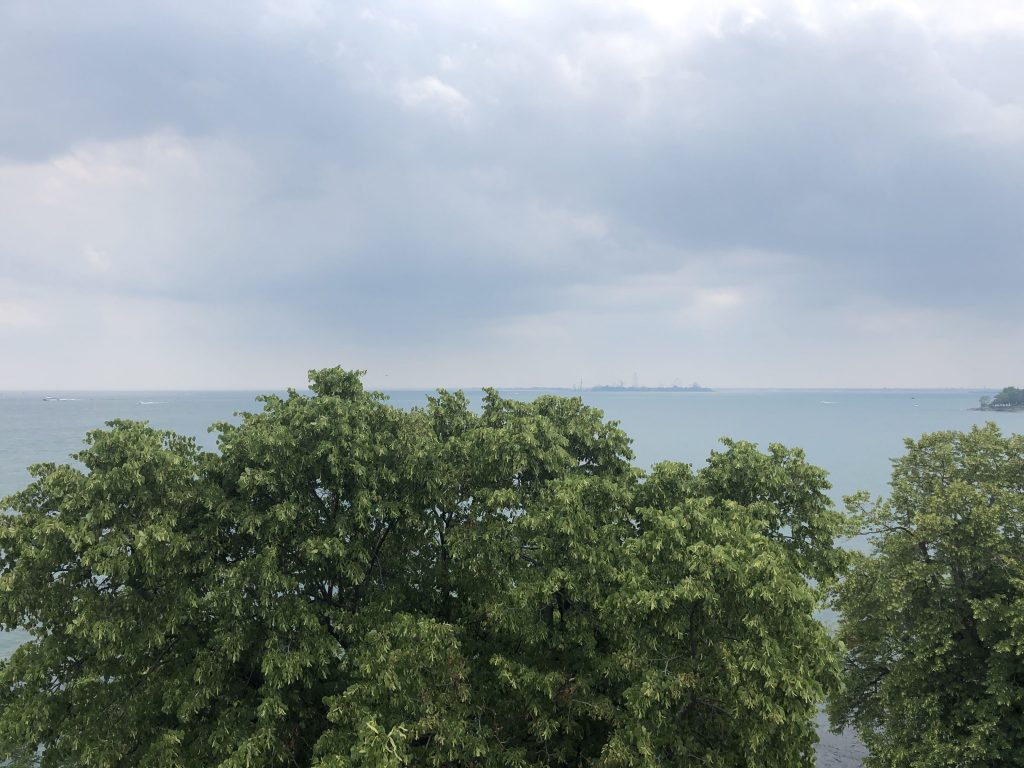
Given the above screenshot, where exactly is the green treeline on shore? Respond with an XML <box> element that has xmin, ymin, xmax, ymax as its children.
<box><xmin>978</xmin><ymin>386</ymin><xmax>1024</xmax><ymax>410</ymax></box>
<box><xmin>0</xmin><ymin>368</ymin><xmax>1021</xmax><ymax>767</ymax></box>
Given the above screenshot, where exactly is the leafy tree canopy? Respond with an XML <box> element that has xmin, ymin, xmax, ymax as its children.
<box><xmin>830</xmin><ymin>424</ymin><xmax>1024</xmax><ymax>767</ymax></box>
<box><xmin>0</xmin><ymin>368</ymin><xmax>845</xmax><ymax>767</ymax></box>
<box><xmin>992</xmin><ymin>386</ymin><xmax>1024</xmax><ymax>407</ymax></box>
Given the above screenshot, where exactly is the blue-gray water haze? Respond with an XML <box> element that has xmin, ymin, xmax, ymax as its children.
<box><xmin>3</xmin><ymin>388</ymin><xmax>1007</xmax><ymax>504</ymax></box>
<box><xmin>1</xmin><ymin>387</ymin><xmax>1016</xmax><ymax>766</ymax></box>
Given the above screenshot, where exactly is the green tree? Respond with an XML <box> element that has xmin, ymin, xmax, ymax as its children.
<box><xmin>830</xmin><ymin>424</ymin><xmax>1024</xmax><ymax>767</ymax></box>
<box><xmin>991</xmin><ymin>387</ymin><xmax>1024</xmax><ymax>407</ymax></box>
<box><xmin>0</xmin><ymin>368</ymin><xmax>845</xmax><ymax>767</ymax></box>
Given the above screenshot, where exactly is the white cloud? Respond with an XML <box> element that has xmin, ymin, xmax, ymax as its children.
<box><xmin>261</xmin><ymin>0</ymin><xmax>328</xmax><ymax>27</ymax></box>
<box><xmin>0</xmin><ymin>300</ymin><xmax>45</xmax><ymax>330</ymax></box>
<box><xmin>1</xmin><ymin>0</ymin><xmax>1022</xmax><ymax>387</ymax></box>
<box><xmin>591</xmin><ymin>0</ymin><xmax>1024</xmax><ymax>38</ymax></box>
<box><xmin>0</xmin><ymin>131</ymin><xmax>259</xmax><ymax>291</ymax></box>
<box><xmin>83</xmin><ymin>244</ymin><xmax>112</xmax><ymax>273</ymax></box>
<box><xmin>397</xmin><ymin>76</ymin><xmax>470</xmax><ymax>116</ymax></box>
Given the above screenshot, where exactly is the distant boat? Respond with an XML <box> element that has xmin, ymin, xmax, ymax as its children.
<box><xmin>42</xmin><ymin>396</ymin><xmax>57</xmax><ymax>401</ymax></box>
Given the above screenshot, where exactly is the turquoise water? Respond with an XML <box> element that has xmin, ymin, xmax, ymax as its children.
<box><xmin>0</xmin><ymin>387</ymin><xmax>1015</xmax><ymax>765</ymax></box>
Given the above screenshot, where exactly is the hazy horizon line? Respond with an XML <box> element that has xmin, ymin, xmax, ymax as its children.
<box><xmin>0</xmin><ymin>385</ymin><xmax>1004</xmax><ymax>394</ymax></box>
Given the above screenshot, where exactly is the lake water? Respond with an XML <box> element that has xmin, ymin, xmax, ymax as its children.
<box><xmin>0</xmin><ymin>387</ymin><xmax>1015</xmax><ymax>765</ymax></box>
<box><xmin>3</xmin><ymin>387</ymin><xmax>1008</xmax><ymax>503</ymax></box>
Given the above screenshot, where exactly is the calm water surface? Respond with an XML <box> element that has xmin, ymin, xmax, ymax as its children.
<box><xmin>0</xmin><ymin>387</ymin><xmax>1016</xmax><ymax>765</ymax></box>
<box><xmin>3</xmin><ymin>387</ymin><xmax>1010</xmax><ymax>501</ymax></box>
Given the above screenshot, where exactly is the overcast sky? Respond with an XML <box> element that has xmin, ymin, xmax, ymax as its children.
<box><xmin>1</xmin><ymin>0</ymin><xmax>1022</xmax><ymax>389</ymax></box>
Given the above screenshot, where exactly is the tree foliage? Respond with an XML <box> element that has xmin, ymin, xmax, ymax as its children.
<box><xmin>979</xmin><ymin>387</ymin><xmax>1024</xmax><ymax>409</ymax></box>
<box><xmin>830</xmin><ymin>424</ymin><xmax>1024</xmax><ymax>767</ymax></box>
<box><xmin>0</xmin><ymin>368</ymin><xmax>845</xmax><ymax>767</ymax></box>
<box><xmin>992</xmin><ymin>387</ymin><xmax>1024</xmax><ymax>407</ymax></box>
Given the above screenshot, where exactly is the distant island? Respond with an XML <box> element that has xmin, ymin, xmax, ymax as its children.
<box><xmin>591</xmin><ymin>383</ymin><xmax>713</xmax><ymax>393</ymax></box>
<box><xmin>976</xmin><ymin>386</ymin><xmax>1024</xmax><ymax>412</ymax></box>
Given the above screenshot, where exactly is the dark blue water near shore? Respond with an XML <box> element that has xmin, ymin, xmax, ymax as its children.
<box><xmin>0</xmin><ymin>387</ymin><xmax>1015</xmax><ymax>766</ymax></box>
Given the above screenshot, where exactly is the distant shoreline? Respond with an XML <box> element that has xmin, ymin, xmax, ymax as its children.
<box><xmin>589</xmin><ymin>385</ymin><xmax>713</xmax><ymax>393</ymax></box>
<box><xmin>3</xmin><ymin>387</ymin><xmax>1000</xmax><ymax>397</ymax></box>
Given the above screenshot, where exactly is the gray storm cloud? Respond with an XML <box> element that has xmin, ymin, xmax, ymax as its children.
<box><xmin>0</xmin><ymin>0</ymin><xmax>1021</xmax><ymax>388</ymax></box>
